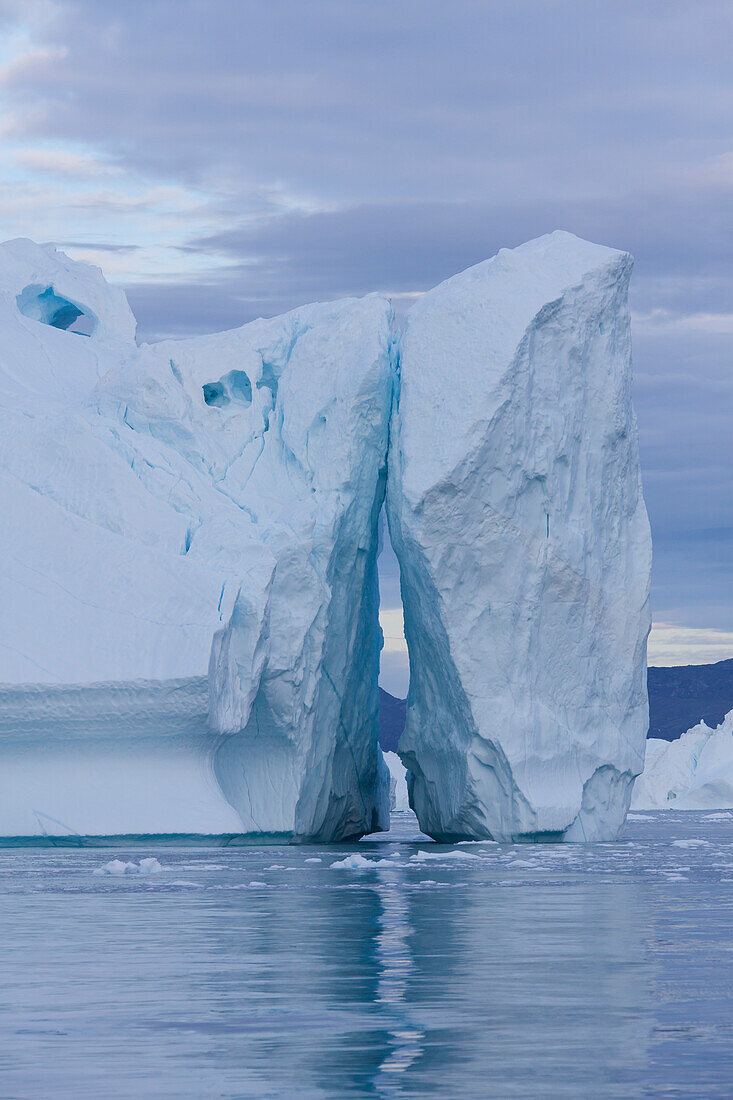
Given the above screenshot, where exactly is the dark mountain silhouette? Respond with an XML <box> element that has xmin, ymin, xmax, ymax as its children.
<box><xmin>378</xmin><ymin>689</ymin><xmax>407</xmax><ymax>752</ymax></box>
<box><xmin>379</xmin><ymin>658</ymin><xmax>733</xmax><ymax>749</ymax></box>
<box><xmin>647</xmin><ymin>658</ymin><xmax>733</xmax><ymax>740</ymax></box>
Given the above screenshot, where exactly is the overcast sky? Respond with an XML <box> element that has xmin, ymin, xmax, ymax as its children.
<box><xmin>1</xmin><ymin>0</ymin><xmax>731</xmax><ymax>692</ymax></box>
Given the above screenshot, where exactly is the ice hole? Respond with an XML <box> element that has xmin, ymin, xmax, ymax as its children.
<box><xmin>202</xmin><ymin>370</ymin><xmax>252</xmax><ymax>409</ymax></box>
<box><xmin>256</xmin><ymin>361</ymin><xmax>278</xmax><ymax>400</ymax></box>
<box><xmin>203</xmin><ymin>381</ymin><xmax>229</xmax><ymax>407</ymax></box>
<box><xmin>221</xmin><ymin>369</ymin><xmax>252</xmax><ymax>405</ymax></box>
<box><xmin>16</xmin><ymin>284</ymin><xmax>97</xmax><ymax>336</ymax></box>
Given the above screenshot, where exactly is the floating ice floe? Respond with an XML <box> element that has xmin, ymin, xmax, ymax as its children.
<box><xmin>383</xmin><ymin>751</ymin><xmax>411</xmax><ymax>811</ymax></box>
<box><xmin>330</xmin><ymin>855</ymin><xmax>396</xmax><ymax>870</ymax></box>
<box><xmin>93</xmin><ymin>857</ymin><xmax>163</xmax><ymax>876</ymax></box>
<box><xmin>409</xmin><ymin>849</ymin><xmax>481</xmax><ymax>862</ymax></box>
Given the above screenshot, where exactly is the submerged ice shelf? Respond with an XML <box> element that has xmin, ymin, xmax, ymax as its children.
<box><xmin>0</xmin><ymin>232</ymin><xmax>651</xmax><ymax>844</ymax></box>
<box><xmin>0</xmin><ymin>238</ymin><xmax>391</xmax><ymax>842</ymax></box>
<box><xmin>0</xmin><ymin>678</ymin><xmax>243</xmax><ymax>842</ymax></box>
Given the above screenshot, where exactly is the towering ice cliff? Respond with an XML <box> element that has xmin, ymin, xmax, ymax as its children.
<box><xmin>0</xmin><ymin>239</ymin><xmax>391</xmax><ymax>841</ymax></box>
<box><xmin>388</xmin><ymin>231</ymin><xmax>652</xmax><ymax>842</ymax></box>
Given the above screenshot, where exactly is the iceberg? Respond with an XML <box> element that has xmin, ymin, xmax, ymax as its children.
<box><xmin>387</xmin><ymin>232</ymin><xmax>652</xmax><ymax>842</ymax></box>
<box><xmin>0</xmin><ymin>239</ymin><xmax>392</xmax><ymax>842</ymax></box>
<box><xmin>631</xmin><ymin>710</ymin><xmax>733</xmax><ymax>810</ymax></box>
<box><xmin>0</xmin><ymin>231</ymin><xmax>652</xmax><ymax>845</ymax></box>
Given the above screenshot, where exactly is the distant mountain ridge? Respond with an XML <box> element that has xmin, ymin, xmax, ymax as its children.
<box><xmin>647</xmin><ymin>658</ymin><xmax>733</xmax><ymax>741</ymax></box>
<box><xmin>378</xmin><ymin>689</ymin><xmax>407</xmax><ymax>752</ymax></box>
<box><xmin>378</xmin><ymin>658</ymin><xmax>733</xmax><ymax>749</ymax></box>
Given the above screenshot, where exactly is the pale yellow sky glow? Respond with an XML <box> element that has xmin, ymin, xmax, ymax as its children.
<box><xmin>379</xmin><ymin>608</ymin><xmax>733</xmax><ymax>691</ymax></box>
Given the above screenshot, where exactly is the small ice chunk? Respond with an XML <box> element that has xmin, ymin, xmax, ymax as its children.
<box><xmin>93</xmin><ymin>858</ymin><xmax>137</xmax><ymax>876</ymax></box>
<box><xmin>672</xmin><ymin>839</ymin><xmax>710</xmax><ymax>848</ymax></box>
<box><xmin>138</xmin><ymin>857</ymin><xmax>163</xmax><ymax>874</ymax></box>
<box><xmin>93</xmin><ymin>857</ymin><xmax>163</xmax><ymax>875</ymax></box>
<box><xmin>330</xmin><ymin>854</ymin><xmax>394</xmax><ymax>870</ymax></box>
<box><xmin>409</xmin><ymin>848</ymin><xmax>481</xmax><ymax>862</ymax></box>
<box><xmin>304</xmin><ymin>857</ymin><xmax>322</xmax><ymax>863</ymax></box>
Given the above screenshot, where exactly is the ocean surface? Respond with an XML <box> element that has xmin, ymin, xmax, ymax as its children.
<box><xmin>0</xmin><ymin>810</ymin><xmax>731</xmax><ymax>1098</ymax></box>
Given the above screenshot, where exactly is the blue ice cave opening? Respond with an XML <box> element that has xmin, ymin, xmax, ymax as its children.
<box><xmin>256</xmin><ymin>361</ymin><xmax>278</xmax><ymax>400</ymax></box>
<box><xmin>16</xmin><ymin>284</ymin><xmax>97</xmax><ymax>336</ymax></box>
<box><xmin>203</xmin><ymin>370</ymin><xmax>252</xmax><ymax>409</ymax></box>
<box><xmin>221</xmin><ymin>369</ymin><xmax>252</xmax><ymax>405</ymax></box>
<box><xmin>202</xmin><ymin>381</ymin><xmax>230</xmax><ymax>407</ymax></box>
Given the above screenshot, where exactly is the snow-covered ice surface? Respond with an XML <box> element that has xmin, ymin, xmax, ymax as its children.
<box><xmin>0</xmin><ymin>238</ymin><xmax>392</xmax><ymax>842</ymax></box>
<box><xmin>388</xmin><ymin>231</ymin><xmax>651</xmax><ymax>842</ymax></box>
<box><xmin>632</xmin><ymin>710</ymin><xmax>733</xmax><ymax>810</ymax></box>
<box><xmin>0</xmin><ymin>811</ymin><xmax>730</xmax><ymax>1098</ymax></box>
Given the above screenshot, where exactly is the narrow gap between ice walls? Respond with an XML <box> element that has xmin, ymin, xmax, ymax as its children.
<box><xmin>377</xmin><ymin>509</ymin><xmax>411</xmax><ymax>817</ymax></box>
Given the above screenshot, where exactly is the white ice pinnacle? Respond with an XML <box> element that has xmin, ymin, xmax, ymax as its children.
<box><xmin>388</xmin><ymin>231</ymin><xmax>652</xmax><ymax>842</ymax></box>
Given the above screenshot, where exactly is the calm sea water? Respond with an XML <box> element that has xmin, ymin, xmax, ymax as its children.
<box><xmin>0</xmin><ymin>811</ymin><xmax>730</xmax><ymax>1098</ymax></box>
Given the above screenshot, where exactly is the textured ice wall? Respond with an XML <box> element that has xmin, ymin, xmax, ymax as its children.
<box><xmin>0</xmin><ymin>239</ymin><xmax>223</xmax><ymax>684</ymax></box>
<box><xmin>388</xmin><ymin>231</ymin><xmax>652</xmax><ymax>842</ymax></box>
<box><xmin>95</xmin><ymin>294</ymin><xmax>394</xmax><ymax>839</ymax></box>
<box><xmin>0</xmin><ymin>239</ymin><xmax>392</xmax><ymax>841</ymax></box>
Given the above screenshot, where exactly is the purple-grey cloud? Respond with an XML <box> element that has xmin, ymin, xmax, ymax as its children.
<box><xmin>0</xmin><ymin>0</ymin><xmax>730</xmax><ymax>649</ymax></box>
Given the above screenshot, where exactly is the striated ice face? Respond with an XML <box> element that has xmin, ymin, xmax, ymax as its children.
<box><xmin>387</xmin><ymin>231</ymin><xmax>652</xmax><ymax>843</ymax></box>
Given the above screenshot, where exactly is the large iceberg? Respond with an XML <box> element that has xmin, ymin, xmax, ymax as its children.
<box><xmin>0</xmin><ymin>231</ymin><xmax>652</xmax><ymax>845</ymax></box>
<box><xmin>632</xmin><ymin>710</ymin><xmax>733</xmax><ymax>810</ymax></box>
<box><xmin>0</xmin><ymin>239</ymin><xmax>391</xmax><ymax>841</ymax></box>
<box><xmin>387</xmin><ymin>231</ymin><xmax>652</xmax><ymax>842</ymax></box>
